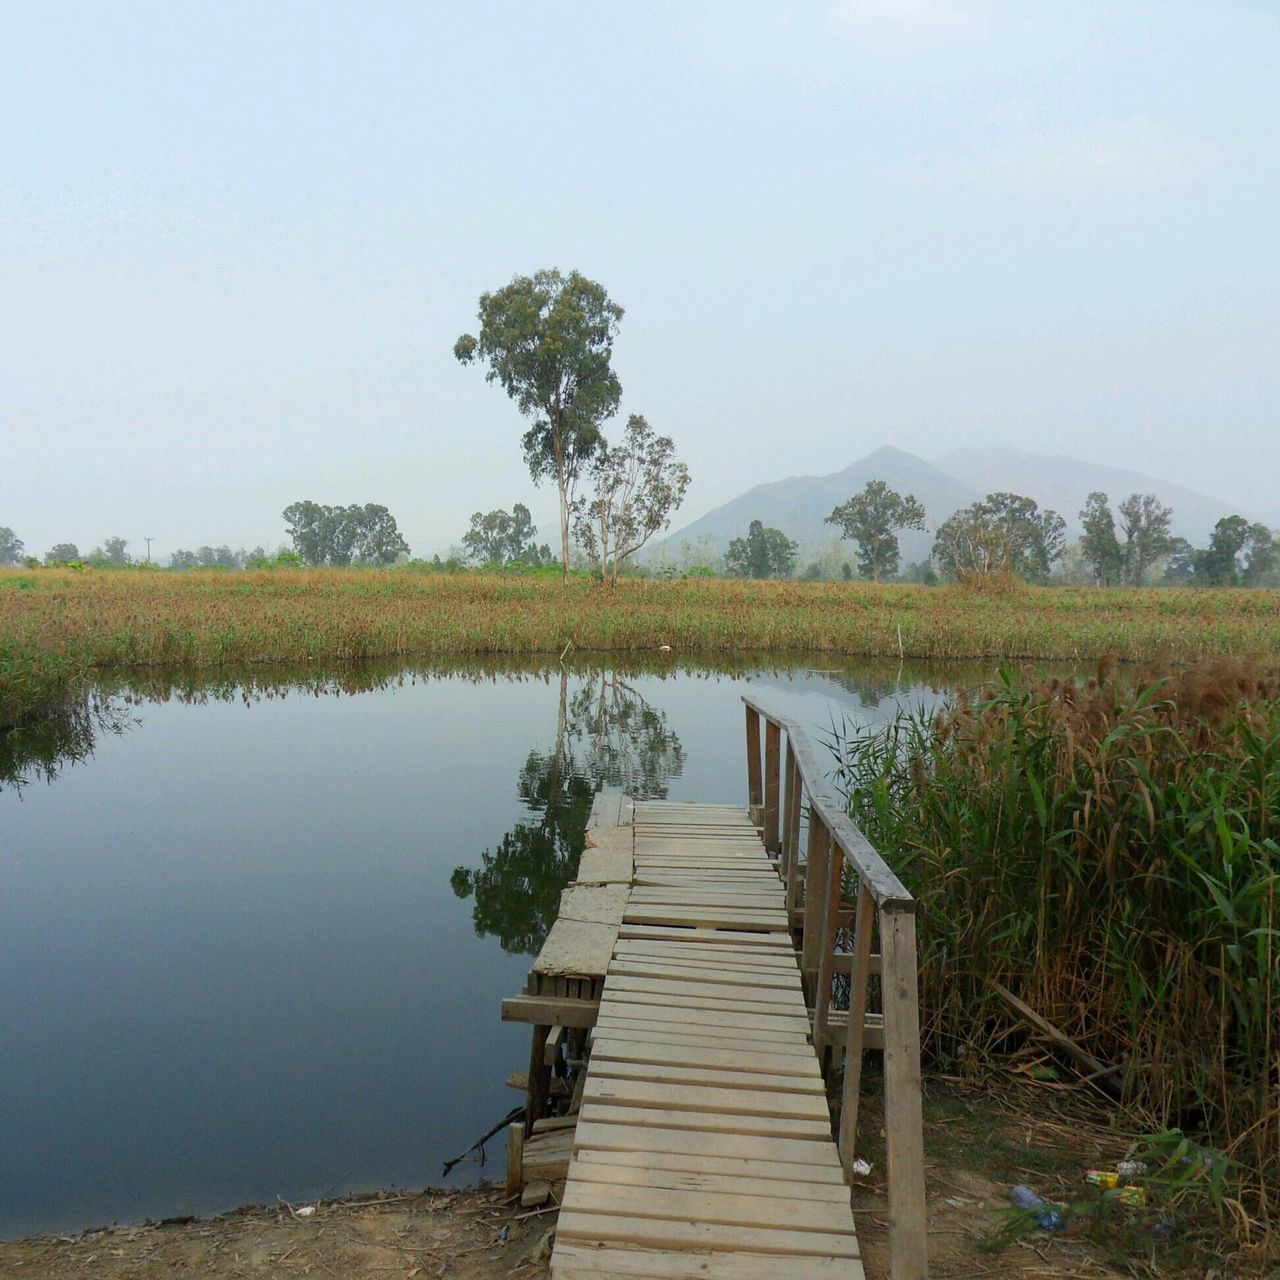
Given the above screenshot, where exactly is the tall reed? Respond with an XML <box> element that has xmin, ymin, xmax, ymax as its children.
<box><xmin>829</xmin><ymin>657</ymin><xmax>1280</xmax><ymax>1219</ymax></box>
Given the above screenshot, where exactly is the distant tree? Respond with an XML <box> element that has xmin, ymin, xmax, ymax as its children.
<box><xmin>1079</xmin><ymin>492</ymin><xmax>1124</xmax><ymax>586</ymax></box>
<box><xmin>572</xmin><ymin>415</ymin><xmax>691</xmax><ymax>583</ymax></box>
<box><xmin>44</xmin><ymin>542</ymin><xmax>80</xmax><ymax>564</ymax></box>
<box><xmin>1116</xmin><ymin>493</ymin><xmax>1175</xmax><ymax>586</ymax></box>
<box><xmin>1162</xmin><ymin>536</ymin><xmax>1198</xmax><ymax>583</ymax></box>
<box><xmin>0</xmin><ymin>528</ymin><xmax>25</xmax><ymax>565</ymax></box>
<box><xmin>825</xmin><ymin>480</ymin><xmax>926</xmax><ymax>582</ymax></box>
<box><xmin>86</xmin><ymin>536</ymin><xmax>130</xmax><ymax>566</ymax></box>
<box><xmin>933</xmin><ymin>493</ymin><xmax>1066</xmax><ymax>582</ymax></box>
<box><xmin>283</xmin><ymin>502</ymin><xmax>409</xmax><ymax>566</ymax></box>
<box><xmin>455</xmin><ymin>269</ymin><xmax>623</xmax><ymax>581</ymax></box>
<box><xmin>1197</xmin><ymin>516</ymin><xmax>1275</xmax><ymax>586</ymax></box>
<box><xmin>461</xmin><ymin>503</ymin><xmax>551</xmax><ymax>566</ymax></box>
<box><xmin>725</xmin><ymin>520</ymin><xmax>798</xmax><ymax>579</ymax></box>
<box><xmin>169</xmin><ymin>549</ymin><xmax>198</xmax><ymax>570</ymax></box>
<box><xmin>841</xmin><ymin>562</ymin><xmax>853</xmax><ymax>581</ymax></box>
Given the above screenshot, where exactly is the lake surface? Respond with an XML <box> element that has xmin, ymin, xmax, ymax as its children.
<box><xmin>0</xmin><ymin>655</ymin><xmax>983</xmax><ymax>1238</ymax></box>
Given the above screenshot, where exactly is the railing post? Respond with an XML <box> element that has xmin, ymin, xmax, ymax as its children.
<box><xmin>745</xmin><ymin>705</ymin><xmax>762</xmax><ymax>813</ymax></box>
<box><xmin>811</xmin><ymin>838</ymin><xmax>845</xmax><ymax>1065</ymax></box>
<box><xmin>838</xmin><ymin>883</ymin><xmax>875</xmax><ymax>1169</ymax></box>
<box><xmin>800</xmin><ymin>818</ymin><xmax>830</xmax><ymax>1003</ymax></box>
<box><xmin>784</xmin><ymin>748</ymin><xmax>804</xmax><ymax>917</ymax></box>
<box><xmin>763</xmin><ymin>719</ymin><xmax>781</xmax><ymax>852</ymax></box>
<box><xmin>881</xmin><ymin>906</ymin><xmax>928</xmax><ymax>1280</ymax></box>
<box><xmin>780</xmin><ymin>739</ymin><xmax>797</xmax><ymax>881</ymax></box>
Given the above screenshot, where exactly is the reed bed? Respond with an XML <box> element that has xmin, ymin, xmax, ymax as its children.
<box><xmin>3</xmin><ymin>568</ymin><xmax>1279</xmax><ymax>729</ymax></box>
<box><xmin>829</xmin><ymin>657</ymin><xmax>1280</xmax><ymax>1235</ymax></box>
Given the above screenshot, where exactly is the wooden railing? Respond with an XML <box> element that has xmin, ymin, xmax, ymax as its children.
<box><xmin>744</xmin><ymin>695</ymin><xmax>928</xmax><ymax>1280</ymax></box>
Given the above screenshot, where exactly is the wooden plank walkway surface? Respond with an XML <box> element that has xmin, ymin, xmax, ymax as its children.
<box><xmin>551</xmin><ymin>801</ymin><xmax>864</xmax><ymax>1279</ymax></box>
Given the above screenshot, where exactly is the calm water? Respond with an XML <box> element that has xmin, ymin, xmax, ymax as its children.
<box><xmin>0</xmin><ymin>655</ymin><xmax>978</xmax><ymax>1238</ymax></box>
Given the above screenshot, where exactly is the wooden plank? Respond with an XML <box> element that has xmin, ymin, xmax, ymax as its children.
<box><xmin>582</xmin><ymin>1077</ymin><xmax>829</xmax><ymax>1122</ymax></box>
<box><xmin>606</xmin><ymin>975</ymin><xmax>799</xmax><ymax>1007</ymax></box>
<box><xmin>532</xmin><ymin>918</ymin><xmax>616</xmax><ymax>980</ymax></box>
<box><xmin>595</xmin><ymin>1002</ymin><xmax>808</xmax><ymax>1034</ymax></box>
<box><xmin>559</xmin><ymin>883</ymin><xmax>629</xmax><ymax>926</ymax></box>
<box><xmin>608</xmin><ymin>961</ymin><xmax>801</xmax><ymax>991</ymax></box>
<box><xmin>587</xmin><ymin>790</ymin><xmax>624</xmax><ymax>829</ymax></box>
<box><xmin>544</xmin><ymin>1023</ymin><xmax>567</xmax><ymax>1067</ymax></box>
<box><xmin>556</xmin><ymin>1210</ymin><xmax>858</xmax><ymax>1260</ymax></box>
<box><xmin>590</xmin><ymin>1032</ymin><xmax>819</xmax><ymax>1071</ymax></box>
<box><xmin>622</xmin><ymin>905</ymin><xmax>787</xmax><ymax>929</ymax></box>
<box><xmin>613</xmin><ymin>940</ymin><xmax>799</xmax><ymax>966</ymax></box>
<box><xmin>800</xmin><ymin>818</ymin><xmax>830</xmax><ymax>998</ymax></box>
<box><xmin>568</xmin><ymin>1159</ymin><xmax>850</xmax><ymax>1203</ymax></box>
<box><xmin>588</xmin><ymin>1058</ymin><xmax>824</xmax><ymax>1097</ymax></box>
<box><xmin>579</xmin><ymin>1102</ymin><xmax>831</xmax><ymax>1142</ymax></box>
<box><xmin>880</xmin><ymin>907</ymin><xmax>928</xmax><ymax>1280</ymax></box>
<box><xmin>763</xmin><ymin>718</ymin><xmax>781</xmax><ymax>852</ymax></box>
<box><xmin>502</xmin><ymin>995</ymin><xmax>598</xmax><ymax>1029</ymax></box>
<box><xmin>554</xmin><ymin>1241</ymin><xmax>863</xmax><ymax>1280</ymax></box>
<box><xmin>573</xmin><ymin>1118</ymin><xmax>842</xmax><ymax>1168</ymax></box>
<box><xmin>745</xmin><ymin>705</ymin><xmax>763</xmax><ymax>808</ymax></box>
<box><xmin>562</xmin><ymin>1181</ymin><xmax>853</xmax><ymax>1236</ymax></box>
<box><xmin>616</xmin><ymin>926</ymin><xmax>793</xmax><ymax>947</ymax></box>
<box><xmin>572</xmin><ymin>1146</ymin><xmax>846</xmax><ymax>1187</ymax></box>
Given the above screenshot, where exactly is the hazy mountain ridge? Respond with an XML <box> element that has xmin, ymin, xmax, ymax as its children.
<box><xmin>654</xmin><ymin>443</ymin><xmax>1262</xmax><ymax>565</ymax></box>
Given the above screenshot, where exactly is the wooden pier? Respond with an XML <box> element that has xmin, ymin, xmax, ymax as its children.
<box><xmin>501</xmin><ymin>697</ymin><xmax>928</xmax><ymax>1278</ymax></box>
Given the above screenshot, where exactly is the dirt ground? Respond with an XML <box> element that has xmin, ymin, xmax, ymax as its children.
<box><xmin>0</xmin><ymin>1078</ymin><xmax>1244</xmax><ymax>1279</ymax></box>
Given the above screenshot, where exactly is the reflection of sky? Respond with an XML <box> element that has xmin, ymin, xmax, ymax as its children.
<box><xmin>0</xmin><ymin>658</ymin><xmax>977</xmax><ymax>1239</ymax></box>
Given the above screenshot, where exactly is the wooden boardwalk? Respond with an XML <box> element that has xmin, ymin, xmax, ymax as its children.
<box><xmin>551</xmin><ymin>801</ymin><xmax>865</xmax><ymax>1279</ymax></box>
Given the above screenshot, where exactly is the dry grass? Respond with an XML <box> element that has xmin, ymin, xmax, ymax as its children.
<box><xmin>3</xmin><ymin>567</ymin><xmax>1279</xmax><ymax>728</ymax></box>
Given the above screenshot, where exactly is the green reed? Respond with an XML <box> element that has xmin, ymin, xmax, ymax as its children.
<box><xmin>828</xmin><ymin>658</ymin><xmax>1279</xmax><ymax>1226</ymax></box>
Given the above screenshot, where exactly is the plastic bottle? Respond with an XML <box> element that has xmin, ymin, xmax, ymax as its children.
<box><xmin>1009</xmin><ymin>1184</ymin><xmax>1066</xmax><ymax>1231</ymax></box>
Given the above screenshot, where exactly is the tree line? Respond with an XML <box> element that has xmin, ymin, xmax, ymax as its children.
<box><xmin>710</xmin><ymin>482</ymin><xmax>1279</xmax><ymax>586</ymax></box>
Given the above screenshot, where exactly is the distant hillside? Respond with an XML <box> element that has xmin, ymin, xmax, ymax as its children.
<box><xmin>652</xmin><ymin>446</ymin><xmax>979</xmax><ymax>567</ymax></box>
<box><xmin>932</xmin><ymin>445</ymin><xmax>1254</xmax><ymax>546</ymax></box>
<box><xmin>654</xmin><ymin>443</ymin><xmax>1259</xmax><ymax>568</ymax></box>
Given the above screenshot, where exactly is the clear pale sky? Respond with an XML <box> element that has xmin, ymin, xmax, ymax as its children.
<box><xmin>2</xmin><ymin>1</ymin><xmax>1278</xmax><ymax>560</ymax></box>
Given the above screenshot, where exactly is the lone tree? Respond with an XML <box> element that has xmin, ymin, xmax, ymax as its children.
<box><xmin>1197</xmin><ymin>516</ymin><xmax>1276</xmax><ymax>586</ymax></box>
<box><xmin>461</xmin><ymin>503</ymin><xmax>552</xmax><ymax>566</ymax></box>
<box><xmin>572</xmin><ymin>414</ymin><xmax>691</xmax><ymax>583</ymax></box>
<box><xmin>1079</xmin><ymin>492</ymin><xmax>1123</xmax><ymax>586</ymax></box>
<box><xmin>0</xmin><ymin>527</ymin><xmax>25</xmax><ymax>565</ymax></box>
<box><xmin>725</xmin><ymin>520</ymin><xmax>798</xmax><ymax>579</ymax></box>
<box><xmin>825</xmin><ymin>480</ymin><xmax>926</xmax><ymax>582</ymax></box>
<box><xmin>1117</xmin><ymin>493</ymin><xmax>1175</xmax><ymax>586</ymax></box>
<box><xmin>44</xmin><ymin>543</ymin><xmax>81</xmax><ymax>564</ymax></box>
<box><xmin>933</xmin><ymin>492</ymin><xmax>1066</xmax><ymax>582</ymax></box>
<box><xmin>455</xmin><ymin>269</ymin><xmax>624</xmax><ymax>581</ymax></box>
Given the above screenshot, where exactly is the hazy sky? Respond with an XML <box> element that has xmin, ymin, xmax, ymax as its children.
<box><xmin>3</xmin><ymin>1</ymin><xmax>1278</xmax><ymax>560</ymax></box>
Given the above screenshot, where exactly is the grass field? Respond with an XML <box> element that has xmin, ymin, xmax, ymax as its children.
<box><xmin>4</xmin><ymin>567</ymin><xmax>1280</xmax><ymax>728</ymax></box>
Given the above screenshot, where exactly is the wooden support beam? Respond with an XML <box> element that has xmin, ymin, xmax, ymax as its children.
<box><xmin>810</xmin><ymin>839</ymin><xmax>844</xmax><ymax>1069</ymax></box>
<box><xmin>763</xmin><ymin>719</ymin><xmax>781</xmax><ymax>853</ymax></box>
<box><xmin>745</xmin><ymin>706</ymin><xmax>763</xmax><ymax>809</ymax></box>
<box><xmin>799</xmin><ymin>819</ymin><xmax>830</xmax><ymax>1003</ymax></box>
<box><xmin>502</xmin><ymin>995</ymin><xmax>599</xmax><ymax>1029</ymax></box>
<box><xmin>544</xmin><ymin>1023</ymin><xmax>567</xmax><ymax>1067</ymax></box>
<box><xmin>881</xmin><ymin>907</ymin><xmax>928</xmax><ymax>1280</ymax></box>
<box><xmin>838</xmin><ymin>884</ymin><xmax>876</xmax><ymax>1172</ymax></box>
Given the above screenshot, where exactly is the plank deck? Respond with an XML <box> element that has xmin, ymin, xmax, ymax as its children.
<box><xmin>550</xmin><ymin>801</ymin><xmax>863</xmax><ymax>1280</ymax></box>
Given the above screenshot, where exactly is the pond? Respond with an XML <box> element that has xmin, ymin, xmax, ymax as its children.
<box><xmin>0</xmin><ymin>654</ymin><xmax>984</xmax><ymax>1238</ymax></box>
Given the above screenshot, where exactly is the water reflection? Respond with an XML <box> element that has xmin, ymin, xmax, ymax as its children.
<box><xmin>451</xmin><ymin>668</ymin><xmax>686</xmax><ymax>954</ymax></box>
<box><xmin>0</xmin><ymin>695</ymin><xmax>137</xmax><ymax>793</ymax></box>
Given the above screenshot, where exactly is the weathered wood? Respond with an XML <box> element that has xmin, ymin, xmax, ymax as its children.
<box><xmin>554</xmin><ymin>1241</ymin><xmax>862</xmax><ymax>1279</ymax></box>
<box><xmin>526</xmin><ymin>1023</ymin><xmax>551</xmax><ymax>1137</ymax></box>
<box><xmin>745</xmin><ymin>706</ymin><xmax>763</xmax><ymax>808</ymax></box>
<box><xmin>838</xmin><ymin>883</ymin><xmax>876</xmax><ymax>1171</ymax></box>
<box><xmin>502</xmin><ymin>995</ymin><xmax>599</xmax><ymax>1029</ymax></box>
<box><xmin>990</xmin><ymin>981</ymin><xmax>1121</xmax><ymax>1084</ymax></box>
<box><xmin>810</xmin><ymin>839</ymin><xmax>845</xmax><ymax>1063</ymax></box>
<box><xmin>533</xmin><ymin>918</ymin><xmax>616</xmax><ymax>980</ymax></box>
<box><xmin>544</xmin><ymin>1023</ymin><xmax>567</xmax><ymax>1068</ymax></box>
<box><xmin>799</xmin><ymin>818</ymin><xmax>831</xmax><ymax>999</ymax></box>
<box><xmin>573</xmin><ymin>1146</ymin><xmax>846</xmax><ymax>1187</ymax></box>
<box><xmin>880</xmin><ymin>907</ymin><xmax>928</xmax><ymax>1280</ymax></box>
<box><xmin>763</xmin><ymin>720</ymin><xmax>781</xmax><ymax>853</ymax></box>
<box><xmin>506</xmin><ymin>1122</ymin><xmax>524</xmax><ymax>1197</ymax></box>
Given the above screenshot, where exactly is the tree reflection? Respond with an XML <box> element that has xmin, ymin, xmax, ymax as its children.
<box><xmin>452</xmin><ymin>668</ymin><xmax>685</xmax><ymax>955</ymax></box>
<box><xmin>0</xmin><ymin>695</ymin><xmax>137</xmax><ymax>794</ymax></box>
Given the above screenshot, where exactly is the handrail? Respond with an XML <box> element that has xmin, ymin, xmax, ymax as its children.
<box><xmin>742</xmin><ymin>693</ymin><xmax>928</xmax><ymax>1280</ymax></box>
<box><xmin>742</xmin><ymin>693</ymin><xmax>914</xmax><ymax>908</ymax></box>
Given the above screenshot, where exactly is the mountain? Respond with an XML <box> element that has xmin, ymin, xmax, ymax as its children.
<box><xmin>932</xmin><ymin>445</ymin><xmax>1253</xmax><ymax>545</ymax></box>
<box><xmin>653</xmin><ymin>446</ymin><xmax>980</xmax><ymax>566</ymax></box>
<box><xmin>654</xmin><ymin>443</ymin><xmax>1259</xmax><ymax>568</ymax></box>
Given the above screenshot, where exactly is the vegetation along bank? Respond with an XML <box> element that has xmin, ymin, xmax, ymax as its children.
<box><xmin>4</xmin><ymin>567</ymin><xmax>1280</xmax><ymax>730</ymax></box>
